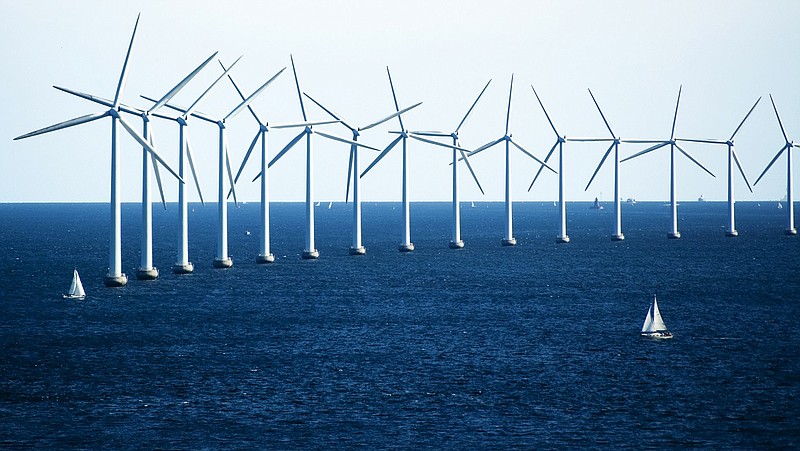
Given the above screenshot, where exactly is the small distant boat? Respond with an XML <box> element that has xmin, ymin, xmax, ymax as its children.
<box><xmin>553</xmin><ymin>201</ymin><xmax>557</xmax><ymax>207</ymax></box>
<box><xmin>698</xmin><ymin>194</ymin><xmax>705</xmax><ymax>202</ymax></box>
<box><xmin>778</xmin><ymin>202</ymin><xmax>783</xmax><ymax>209</ymax></box>
<box><xmin>626</xmin><ymin>198</ymin><xmax>636</xmax><ymax>205</ymax></box>
<box><xmin>244</xmin><ymin>230</ymin><xmax>251</xmax><ymax>236</ymax></box>
<box><xmin>471</xmin><ymin>201</ymin><xmax>475</xmax><ymax>208</ymax></box>
<box><xmin>641</xmin><ymin>294</ymin><xmax>672</xmax><ymax>339</ymax></box>
<box><xmin>590</xmin><ymin>197</ymin><xmax>604</xmax><ymax>210</ymax></box>
<box><xmin>315</xmin><ymin>201</ymin><xmax>321</xmax><ymax>207</ymax></box>
<box><xmin>328</xmin><ymin>202</ymin><xmax>332</xmax><ymax>209</ymax></box>
<box><xmin>62</xmin><ymin>269</ymin><xmax>86</xmax><ymax>300</ymax></box>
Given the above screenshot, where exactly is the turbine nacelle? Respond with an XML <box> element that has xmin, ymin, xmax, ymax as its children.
<box><xmin>177</xmin><ymin>117</ymin><xmax>188</xmax><ymax>127</ymax></box>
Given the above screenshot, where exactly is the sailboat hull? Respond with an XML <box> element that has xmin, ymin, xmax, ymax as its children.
<box><xmin>641</xmin><ymin>331</ymin><xmax>673</xmax><ymax>339</ymax></box>
<box><xmin>62</xmin><ymin>294</ymin><xmax>86</xmax><ymax>300</ymax></box>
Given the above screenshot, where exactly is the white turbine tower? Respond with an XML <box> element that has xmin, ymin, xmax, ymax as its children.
<box><xmin>677</xmin><ymin>97</ymin><xmax>761</xmax><ymax>237</ymax></box>
<box><xmin>268</xmin><ymin>55</ymin><xmax>377</xmax><ymax>259</ymax></box>
<box><xmin>302</xmin><ymin>92</ymin><xmax>422</xmax><ymax>255</ymax></box>
<box><xmin>754</xmin><ymin>94</ymin><xmax>799</xmax><ymax>235</ymax></box>
<box><xmin>142</xmin><ymin>56</ymin><xmax>242</xmax><ymax>273</ymax></box>
<box><xmin>54</xmin><ymin>52</ymin><xmax>220</xmax><ymax>279</ymax></box>
<box><xmin>223</xmin><ymin>67</ymin><xmax>340</xmax><ymax>264</ymax></box>
<box><xmin>404</xmin><ymin>80</ymin><xmax>491</xmax><ymax>249</ymax></box>
<box><xmin>527</xmin><ymin>86</ymin><xmax>571</xmax><ymax>243</ymax></box>
<box><xmin>14</xmin><ymin>14</ymin><xmax>184</xmax><ymax>287</ymax></box>
<box><xmin>465</xmin><ymin>75</ymin><xmax>556</xmax><ymax>246</ymax></box>
<box><xmin>620</xmin><ymin>86</ymin><xmax>716</xmax><ymax>239</ymax></box>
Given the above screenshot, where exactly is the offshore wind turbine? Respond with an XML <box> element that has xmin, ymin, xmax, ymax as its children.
<box><xmin>465</xmin><ymin>75</ymin><xmax>556</xmax><ymax>246</ymax></box>
<box><xmin>55</xmin><ymin>52</ymin><xmax>220</xmax><ymax>279</ymax></box>
<box><xmin>302</xmin><ymin>92</ymin><xmax>422</xmax><ymax>255</ymax></box>
<box><xmin>620</xmin><ymin>86</ymin><xmax>716</xmax><ymax>239</ymax></box>
<box><xmin>141</xmin><ymin>56</ymin><xmax>242</xmax><ymax>273</ymax></box>
<box><xmin>527</xmin><ymin>85</ymin><xmax>572</xmax><ymax>243</ymax></box>
<box><xmin>754</xmin><ymin>95</ymin><xmax>799</xmax><ymax>235</ymax></box>
<box><xmin>404</xmin><ymin>80</ymin><xmax>491</xmax><ymax>249</ymax></box>
<box><xmin>677</xmin><ymin>97</ymin><xmax>761</xmax><ymax>237</ymax></box>
<box><xmin>14</xmin><ymin>14</ymin><xmax>184</xmax><ymax>287</ymax></box>
<box><xmin>223</xmin><ymin>67</ymin><xmax>340</xmax><ymax>263</ymax></box>
<box><xmin>360</xmin><ymin>66</ymin><xmax>443</xmax><ymax>252</ymax></box>
<box><xmin>268</xmin><ymin>55</ymin><xmax>377</xmax><ymax>259</ymax></box>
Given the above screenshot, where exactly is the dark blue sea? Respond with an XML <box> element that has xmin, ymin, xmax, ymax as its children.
<box><xmin>1</xmin><ymin>201</ymin><xmax>798</xmax><ymax>449</ymax></box>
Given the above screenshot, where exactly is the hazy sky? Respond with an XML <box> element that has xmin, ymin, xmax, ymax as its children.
<box><xmin>3</xmin><ymin>1</ymin><xmax>800</xmax><ymax>203</ymax></box>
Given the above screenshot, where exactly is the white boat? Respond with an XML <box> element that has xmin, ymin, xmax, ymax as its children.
<box><xmin>328</xmin><ymin>202</ymin><xmax>332</xmax><ymax>209</ymax></box>
<box><xmin>778</xmin><ymin>202</ymin><xmax>783</xmax><ymax>209</ymax></box>
<box><xmin>641</xmin><ymin>294</ymin><xmax>672</xmax><ymax>339</ymax></box>
<box><xmin>698</xmin><ymin>194</ymin><xmax>705</xmax><ymax>202</ymax></box>
<box><xmin>471</xmin><ymin>201</ymin><xmax>475</xmax><ymax>208</ymax></box>
<box><xmin>62</xmin><ymin>269</ymin><xmax>86</xmax><ymax>300</ymax></box>
<box><xmin>590</xmin><ymin>197</ymin><xmax>604</xmax><ymax>210</ymax></box>
<box><xmin>315</xmin><ymin>201</ymin><xmax>321</xmax><ymax>207</ymax></box>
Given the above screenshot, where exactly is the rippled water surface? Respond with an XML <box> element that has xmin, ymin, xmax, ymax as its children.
<box><xmin>1</xmin><ymin>202</ymin><xmax>798</xmax><ymax>448</ymax></box>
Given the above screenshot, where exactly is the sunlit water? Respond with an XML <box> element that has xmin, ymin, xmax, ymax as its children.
<box><xmin>1</xmin><ymin>201</ymin><xmax>798</xmax><ymax>448</ymax></box>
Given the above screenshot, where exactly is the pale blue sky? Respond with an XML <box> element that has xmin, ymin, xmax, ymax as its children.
<box><xmin>3</xmin><ymin>0</ymin><xmax>799</xmax><ymax>202</ymax></box>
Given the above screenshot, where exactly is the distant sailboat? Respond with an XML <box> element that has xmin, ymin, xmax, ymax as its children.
<box><xmin>471</xmin><ymin>201</ymin><xmax>475</xmax><ymax>208</ymax></box>
<box><xmin>698</xmin><ymin>194</ymin><xmax>705</xmax><ymax>202</ymax></box>
<box><xmin>315</xmin><ymin>201</ymin><xmax>321</xmax><ymax>207</ymax></box>
<box><xmin>641</xmin><ymin>294</ymin><xmax>672</xmax><ymax>339</ymax></box>
<box><xmin>778</xmin><ymin>202</ymin><xmax>783</xmax><ymax>209</ymax></box>
<box><xmin>328</xmin><ymin>201</ymin><xmax>332</xmax><ymax>209</ymax></box>
<box><xmin>590</xmin><ymin>197</ymin><xmax>604</xmax><ymax>210</ymax></box>
<box><xmin>63</xmin><ymin>269</ymin><xmax>86</xmax><ymax>300</ymax></box>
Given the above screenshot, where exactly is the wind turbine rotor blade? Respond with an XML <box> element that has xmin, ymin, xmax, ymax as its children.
<box><xmin>225</xmin><ymin>67</ymin><xmax>287</xmax><ymax>122</ymax></box>
<box><xmin>185</xmin><ymin>55</ymin><xmax>243</xmax><ymax>118</ymax></box>
<box><xmin>531</xmin><ymin>85</ymin><xmax>560</xmax><ymax>138</ymax></box>
<box><xmin>675</xmin><ymin>138</ymin><xmax>727</xmax><ymax>145</ymax></box>
<box><xmin>118</xmin><ymin>115</ymin><xmax>184</xmax><ymax>183</ymax></box>
<box><xmin>268</xmin><ymin>129</ymin><xmax>306</xmax><ymax>168</ymax></box>
<box><xmin>113</xmin><ymin>13</ymin><xmax>141</xmax><ymax>108</ymax></box>
<box><xmin>269</xmin><ymin>120</ymin><xmax>341</xmax><ymax>129</ymax></box>
<box><xmin>251</xmin><ymin>171</ymin><xmax>262</xmax><ymax>183</ymax></box>
<box><xmin>220</xmin><ymin>60</ymin><xmax>262</xmax><ymax>125</ymax></box>
<box><xmin>53</xmin><ymin>86</ymin><xmax>114</xmax><ymax>109</ymax></box>
<box><xmin>588</xmin><ymin>88</ymin><xmax>615</xmax><ymax>137</ymax></box>
<box><xmin>290</xmin><ymin>54</ymin><xmax>307</xmax><ymax>121</ymax></box>
<box><xmin>584</xmin><ymin>142</ymin><xmax>616</xmax><ymax>191</ymax></box>
<box><xmin>466</xmin><ymin>137</ymin><xmax>504</xmax><ymax>159</ymax></box>
<box><xmin>620</xmin><ymin>139</ymin><xmax>670</xmax><ymax>144</ymax></box>
<box><xmin>148</xmin><ymin>129</ymin><xmax>167</xmax><ymax>209</ymax></box>
<box><xmin>729</xmin><ymin>96</ymin><xmax>762</xmax><ymax>141</ymax></box>
<box><xmin>151</xmin><ymin>51</ymin><xmax>219</xmax><ymax>114</ymax></box>
<box><xmin>14</xmin><ymin>112</ymin><xmax>108</xmax><ymax>140</ymax></box>
<box><xmin>754</xmin><ymin>145</ymin><xmax>788</xmax><ymax>186</ymax></box>
<box><xmin>670</xmin><ymin>85</ymin><xmax>682</xmax><ymax>140</ymax></box>
<box><xmin>184</xmin><ymin>133</ymin><xmax>205</xmax><ymax>205</ymax></box>
<box><xmin>455</xmin><ymin>79</ymin><xmax>492</xmax><ymax>134</ymax></box>
<box><xmin>360</xmin><ymin>102</ymin><xmax>423</xmax><ymax>132</ymax></box>
<box><xmin>224</xmin><ymin>134</ymin><xmax>238</xmax><ymax>206</ymax></box>
<box><xmin>361</xmin><ymin>135</ymin><xmax>402</xmax><ymax>178</ymax></box>
<box><xmin>386</xmin><ymin>66</ymin><xmax>404</xmax><ymax>130</ymax></box>
<box><xmin>731</xmin><ymin>149</ymin><xmax>753</xmax><ymax>193</ymax></box>
<box><xmin>509</xmin><ymin>139</ymin><xmax>556</xmax><ymax>173</ymax></box>
<box><xmin>505</xmin><ymin>74</ymin><xmax>514</xmax><ymax>135</ymax></box>
<box><xmin>566</xmin><ymin>137</ymin><xmax>615</xmax><ymax>142</ymax></box>
<box><xmin>315</xmin><ymin>130</ymin><xmax>380</xmax><ymax>151</ymax></box>
<box><xmin>674</xmin><ymin>143</ymin><xmax>715</xmax><ymax>178</ymax></box>
<box><xmin>234</xmin><ymin>129</ymin><xmax>261</xmax><ymax>185</ymax></box>
<box><xmin>769</xmin><ymin>94</ymin><xmax>790</xmax><ymax>144</ymax></box>
<box><xmin>459</xmin><ymin>148</ymin><xmax>485</xmax><ymax>195</ymax></box>
<box><xmin>408</xmin><ymin>130</ymin><xmax>450</xmax><ymax>138</ymax></box>
<box><xmin>527</xmin><ymin>140</ymin><xmax>560</xmax><ymax>192</ymax></box>
<box><xmin>302</xmin><ymin>92</ymin><xmax>354</xmax><ymax>132</ymax></box>
<box><xmin>345</xmin><ymin>146</ymin><xmax>354</xmax><ymax>203</ymax></box>
<box><xmin>620</xmin><ymin>142</ymin><xmax>669</xmax><ymax>163</ymax></box>
<box><xmin>408</xmin><ymin>134</ymin><xmax>472</xmax><ymax>154</ymax></box>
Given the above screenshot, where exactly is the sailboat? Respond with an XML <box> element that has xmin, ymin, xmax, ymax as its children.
<box><xmin>328</xmin><ymin>201</ymin><xmax>332</xmax><ymax>209</ymax></box>
<box><xmin>641</xmin><ymin>294</ymin><xmax>672</xmax><ymax>339</ymax></box>
<box><xmin>590</xmin><ymin>197</ymin><xmax>604</xmax><ymax>210</ymax></box>
<box><xmin>62</xmin><ymin>269</ymin><xmax>86</xmax><ymax>300</ymax></box>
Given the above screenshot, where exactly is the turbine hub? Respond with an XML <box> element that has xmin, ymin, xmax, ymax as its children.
<box><xmin>108</xmin><ymin>109</ymin><xmax>120</xmax><ymax>119</ymax></box>
<box><xmin>401</xmin><ymin>131</ymin><xmax>408</xmax><ymax>138</ymax></box>
<box><xmin>141</xmin><ymin>112</ymin><xmax>150</xmax><ymax>122</ymax></box>
<box><xmin>218</xmin><ymin>120</ymin><xmax>226</xmax><ymax>129</ymax></box>
<box><xmin>305</xmin><ymin>125</ymin><xmax>312</xmax><ymax>133</ymax></box>
<box><xmin>177</xmin><ymin>117</ymin><xmax>188</xmax><ymax>126</ymax></box>
<box><xmin>261</xmin><ymin>124</ymin><xmax>269</xmax><ymax>132</ymax></box>
<box><xmin>352</xmin><ymin>129</ymin><xmax>360</xmax><ymax>139</ymax></box>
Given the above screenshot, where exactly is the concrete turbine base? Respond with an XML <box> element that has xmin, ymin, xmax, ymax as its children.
<box><xmin>725</xmin><ymin>230</ymin><xmax>739</xmax><ymax>237</ymax></box>
<box><xmin>213</xmin><ymin>258</ymin><xmax>233</xmax><ymax>269</ymax></box>
<box><xmin>785</xmin><ymin>228</ymin><xmax>798</xmax><ymax>236</ymax></box>
<box><xmin>667</xmin><ymin>231</ymin><xmax>681</xmax><ymax>239</ymax></box>
<box><xmin>256</xmin><ymin>254</ymin><xmax>275</xmax><ymax>264</ymax></box>
<box><xmin>172</xmin><ymin>263</ymin><xmax>194</xmax><ymax>274</ymax></box>
<box><xmin>611</xmin><ymin>233</ymin><xmax>625</xmax><ymax>241</ymax></box>
<box><xmin>104</xmin><ymin>273</ymin><xmax>128</xmax><ymax>287</ymax></box>
<box><xmin>449</xmin><ymin>240</ymin><xmax>465</xmax><ymax>249</ymax></box>
<box><xmin>136</xmin><ymin>267</ymin><xmax>159</xmax><ymax>280</ymax></box>
<box><xmin>349</xmin><ymin>246</ymin><xmax>367</xmax><ymax>256</ymax></box>
<box><xmin>398</xmin><ymin>243</ymin><xmax>415</xmax><ymax>253</ymax></box>
<box><xmin>555</xmin><ymin>235</ymin><xmax>570</xmax><ymax>244</ymax></box>
<box><xmin>302</xmin><ymin>249</ymin><xmax>320</xmax><ymax>260</ymax></box>
<box><xmin>501</xmin><ymin>238</ymin><xmax>517</xmax><ymax>246</ymax></box>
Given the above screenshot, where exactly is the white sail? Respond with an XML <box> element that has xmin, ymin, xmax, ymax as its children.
<box><xmin>65</xmin><ymin>269</ymin><xmax>86</xmax><ymax>299</ymax></box>
<box><xmin>642</xmin><ymin>304</ymin><xmax>655</xmax><ymax>333</ymax></box>
<box><xmin>642</xmin><ymin>295</ymin><xmax>668</xmax><ymax>333</ymax></box>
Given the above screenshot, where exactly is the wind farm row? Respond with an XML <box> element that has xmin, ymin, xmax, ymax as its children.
<box><xmin>13</xmin><ymin>15</ymin><xmax>798</xmax><ymax>287</ymax></box>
